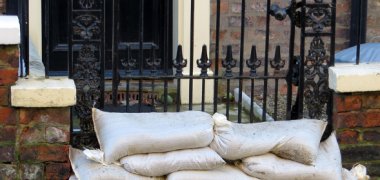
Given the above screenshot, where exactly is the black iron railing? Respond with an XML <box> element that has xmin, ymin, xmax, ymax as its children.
<box><xmin>350</xmin><ymin>0</ymin><xmax>368</xmax><ymax>65</ymax></box>
<box><xmin>12</xmin><ymin>0</ymin><xmax>337</xmax><ymax>147</ymax></box>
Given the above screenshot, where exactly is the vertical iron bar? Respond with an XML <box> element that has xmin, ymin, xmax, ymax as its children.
<box><xmin>68</xmin><ymin>0</ymin><xmax>73</xmax><ymax>78</ymax></box>
<box><xmin>298</xmin><ymin>0</ymin><xmax>306</xmax><ymax>118</ymax></box>
<box><xmin>274</xmin><ymin>78</ymin><xmax>279</xmax><ymax>120</ymax></box>
<box><xmin>213</xmin><ymin>0</ymin><xmax>221</xmax><ymax>113</ymax></box>
<box><xmin>112</xmin><ymin>0</ymin><xmax>120</xmax><ymax>106</ymax></box>
<box><xmin>226</xmin><ymin>79</ymin><xmax>230</xmax><ymax>119</ymax></box>
<box><xmin>286</xmin><ymin>1</ymin><xmax>296</xmax><ymax>119</ymax></box>
<box><xmin>163</xmin><ymin>0</ymin><xmax>170</xmax><ymax>112</ymax></box>
<box><xmin>250</xmin><ymin>79</ymin><xmax>255</xmax><ymax>123</ymax></box>
<box><xmin>201</xmin><ymin>78</ymin><xmax>205</xmax><ymax>111</ymax></box>
<box><xmin>356</xmin><ymin>0</ymin><xmax>362</xmax><ymax>65</ymax></box>
<box><xmin>24</xmin><ymin>0</ymin><xmax>29</xmax><ymax>76</ymax></box>
<box><xmin>262</xmin><ymin>0</ymin><xmax>271</xmax><ymax>121</ymax></box>
<box><xmin>138</xmin><ymin>0</ymin><xmax>145</xmax><ymax>112</ymax></box>
<box><xmin>68</xmin><ymin>0</ymin><xmax>73</xmax><ymax>145</ymax></box>
<box><xmin>176</xmin><ymin>78</ymin><xmax>181</xmax><ymax>112</ymax></box>
<box><xmin>125</xmin><ymin>46</ymin><xmax>131</xmax><ymax>112</ymax></box>
<box><xmin>100</xmin><ymin>0</ymin><xmax>106</xmax><ymax>109</ymax></box>
<box><xmin>237</xmin><ymin>0</ymin><xmax>246</xmax><ymax>123</ymax></box>
<box><xmin>189</xmin><ymin>0</ymin><xmax>194</xmax><ymax>110</ymax></box>
<box><xmin>325</xmin><ymin>0</ymin><xmax>337</xmax><ymax>139</ymax></box>
<box><xmin>331</xmin><ymin>0</ymin><xmax>336</xmax><ymax>67</ymax></box>
<box><xmin>43</xmin><ymin>0</ymin><xmax>50</xmax><ymax>78</ymax></box>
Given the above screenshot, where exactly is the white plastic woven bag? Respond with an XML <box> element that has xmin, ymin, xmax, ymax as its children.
<box><xmin>92</xmin><ymin>108</ymin><xmax>214</xmax><ymax>164</ymax></box>
<box><xmin>69</xmin><ymin>147</ymin><xmax>164</xmax><ymax>180</ymax></box>
<box><xmin>210</xmin><ymin>113</ymin><xmax>327</xmax><ymax>164</ymax></box>
<box><xmin>167</xmin><ymin>165</ymin><xmax>259</xmax><ymax>180</ymax></box>
<box><xmin>120</xmin><ymin>147</ymin><xmax>225</xmax><ymax>176</ymax></box>
<box><xmin>236</xmin><ymin>132</ymin><xmax>342</xmax><ymax>180</ymax></box>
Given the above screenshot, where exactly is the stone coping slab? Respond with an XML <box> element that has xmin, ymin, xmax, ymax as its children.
<box><xmin>329</xmin><ymin>63</ymin><xmax>380</xmax><ymax>93</ymax></box>
<box><xmin>0</xmin><ymin>16</ymin><xmax>20</xmax><ymax>45</ymax></box>
<box><xmin>11</xmin><ymin>78</ymin><xmax>76</xmax><ymax>107</ymax></box>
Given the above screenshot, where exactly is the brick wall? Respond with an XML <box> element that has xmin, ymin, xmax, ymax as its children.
<box><xmin>0</xmin><ymin>0</ymin><xmax>5</xmax><ymax>14</ymax></box>
<box><xmin>334</xmin><ymin>92</ymin><xmax>380</xmax><ymax>176</ymax></box>
<box><xmin>0</xmin><ymin>45</ymin><xmax>71</xmax><ymax>179</ymax></box>
<box><xmin>367</xmin><ymin>0</ymin><xmax>380</xmax><ymax>42</ymax></box>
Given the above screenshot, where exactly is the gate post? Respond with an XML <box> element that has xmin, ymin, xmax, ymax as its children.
<box><xmin>330</xmin><ymin>64</ymin><xmax>380</xmax><ymax>176</ymax></box>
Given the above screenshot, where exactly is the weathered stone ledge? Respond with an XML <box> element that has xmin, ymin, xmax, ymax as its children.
<box><xmin>11</xmin><ymin>78</ymin><xmax>76</xmax><ymax>107</ymax></box>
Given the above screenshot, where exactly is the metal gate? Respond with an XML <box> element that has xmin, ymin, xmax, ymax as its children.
<box><xmin>62</xmin><ymin>0</ymin><xmax>336</xmax><ymax>147</ymax></box>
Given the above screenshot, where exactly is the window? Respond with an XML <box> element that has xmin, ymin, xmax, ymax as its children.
<box><xmin>45</xmin><ymin>0</ymin><xmax>173</xmax><ymax>76</ymax></box>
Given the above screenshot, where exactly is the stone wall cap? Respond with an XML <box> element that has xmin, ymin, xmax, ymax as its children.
<box><xmin>329</xmin><ymin>63</ymin><xmax>380</xmax><ymax>93</ymax></box>
<box><xmin>0</xmin><ymin>16</ymin><xmax>20</xmax><ymax>45</ymax></box>
<box><xmin>11</xmin><ymin>78</ymin><xmax>77</xmax><ymax>107</ymax></box>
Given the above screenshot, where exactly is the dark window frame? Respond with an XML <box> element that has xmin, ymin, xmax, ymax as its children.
<box><xmin>42</xmin><ymin>0</ymin><xmax>173</xmax><ymax>76</ymax></box>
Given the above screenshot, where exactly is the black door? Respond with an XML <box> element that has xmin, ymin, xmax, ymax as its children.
<box><xmin>44</xmin><ymin>0</ymin><xmax>172</xmax><ymax>76</ymax></box>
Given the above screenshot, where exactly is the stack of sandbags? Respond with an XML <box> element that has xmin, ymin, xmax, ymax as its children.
<box><xmin>210</xmin><ymin>113</ymin><xmax>357</xmax><ymax>180</ymax></box>
<box><xmin>70</xmin><ymin>108</ymin><xmax>228</xmax><ymax>179</ymax></box>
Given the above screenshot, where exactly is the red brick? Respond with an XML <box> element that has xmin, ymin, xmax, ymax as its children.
<box><xmin>0</xmin><ymin>126</ymin><xmax>16</xmax><ymax>142</ymax></box>
<box><xmin>363</xmin><ymin>110</ymin><xmax>380</xmax><ymax>128</ymax></box>
<box><xmin>363</xmin><ymin>130</ymin><xmax>380</xmax><ymax>142</ymax></box>
<box><xmin>20</xmin><ymin>126</ymin><xmax>45</xmax><ymax>145</ymax></box>
<box><xmin>0</xmin><ymin>107</ymin><xmax>16</xmax><ymax>125</ymax></box>
<box><xmin>0</xmin><ymin>146</ymin><xmax>15</xmax><ymax>162</ymax></box>
<box><xmin>45</xmin><ymin>126</ymin><xmax>70</xmax><ymax>143</ymax></box>
<box><xmin>0</xmin><ymin>45</ymin><xmax>19</xmax><ymax>68</ymax></box>
<box><xmin>334</xmin><ymin>94</ymin><xmax>362</xmax><ymax>113</ymax></box>
<box><xmin>0</xmin><ymin>87</ymin><xmax>9</xmax><ymax>106</ymax></box>
<box><xmin>0</xmin><ymin>69</ymin><xmax>18</xmax><ymax>86</ymax></box>
<box><xmin>337</xmin><ymin>130</ymin><xmax>359</xmax><ymax>144</ymax></box>
<box><xmin>21</xmin><ymin>164</ymin><xmax>43</xmax><ymax>180</ymax></box>
<box><xmin>362</xmin><ymin>94</ymin><xmax>380</xmax><ymax>109</ymax></box>
<box><xmin>334</xmin><ymin>111</ymin><xmax>362</xmax><ymax>129</ymax></box>
<box><xmin>45</xmin><ymin>163</ymin><xmax>71</xmax><ymax>180</ymax></box>
<box><xmin>19</xmin><ymin>108</ymin><xmax>70</xmax><ymax>125</ymax></box>
<box><xmin>211</xmin><ymin>1</ymin><xmax>229</xmax><ymax>15</ymax></box>
<box><xmin>211</xmin><ymin>30</ymin><xmax>227</xmax><ymax>41</ymax></box>
<box><xmin>20</xmin><ymin>145</ymin><xmax>69</xmax><ymax>162</ymax></box>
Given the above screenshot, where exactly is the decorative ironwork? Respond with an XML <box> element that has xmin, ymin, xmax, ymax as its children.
<box><xmin>173</xmin><ymin>45</ymin><xmax>187</xmax><ymax>77</ymax></box>
<box><xmin>72</xmin><ymin>44</ymin><xmax>102</xmax><ymax>147</ymax></box>
<box><xmin>70</xmin><ymin>0</ymin><xmax>104</xmax><ymax>148</ymax></box>
<box><xmin>304</xmin><ymin>36</ymin><xmax>330</xmax><ymax>118</ymax></box>
<box><xmin>305</xmin><ymin>3</ymin><xmax>332</xmax><ymax>33</ymax></box>
<box><xmin>222</xmin><ymin>45</ymin><xmax>237</xmax><ymax>78</ymax></box>
<box><xmin>121</xmin><ymin>46</ymin><xmax>137</xmax><ymax>75</ymax></box>
<box><xmin>270</xmin><ymin>46</ymin><xmax>285</xmax><ymax>71</ymax></box>
<box><xmin>73</xmin><ymin>14</ymin><xmax>101</xmax><ymax>40</ymax></box>
<box><xmin>79</xmin><ymin>0</ymin><xmax>95</xmax><ymax>9</ymax></box>
<box><xmin>246</xmin><ymin>45</ymin><xmax>261</xmax><ymax>76</ymax></box>
<box><xmin>196</xmin><ymin>45</ymin><xmax>211</xmax><ymax>77</ymax></box>
<box><xmin>146</xmin><ymin>47</ymin><xmax>161</xmax><ymax>75</ymax></box>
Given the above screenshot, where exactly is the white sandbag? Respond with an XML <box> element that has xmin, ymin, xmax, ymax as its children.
<box><xmin>69</xmin><ymin>147</ymin><xmax>164</xmax><ymax>180</ymax></box>
<box><xmin>167</xmin><ymin>165</ymin><xmax>259</xmax><ymax>180</ymax></box>
<box><xmin>92</xmin><ymin>108</ymin><xmax>214</xmax><ymax>164</ymax></box>
<box><xmin>350</xmin><ymin>164</ymin><xmax>370</xmax><ymax>180</ymax></box>
<box><xmin>120</xmin><ymin>147</ymin><xmax>225</xmax><ymax>176</ymax></box>
<box><xmin>69</xmin><ymin>175</ymin><xmax>78</xmax><ymax>180</ymax></box>
<box><xmin>236</xmin><ymin>132</ymin><xmax>342</xmax><ymax>180</ymax></box>
<box><xmin>342</xmin><ymin>168</ymin><xmax>358</xmax><ymax>180</ymax></box>
<box><xmin>210</xmin><ymin>113</ymin><xmax>326</xmax><ymax>164</ymax></box>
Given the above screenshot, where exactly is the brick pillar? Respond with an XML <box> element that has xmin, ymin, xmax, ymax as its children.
<box><xmin>334</xmin><ymin>92</ymin><xmax>380</xmax><ymax>176</ymax></box>
<box><xmin>1</xmin><ymin>16</ymin><xmax>73</xmax><ymax>179</ymax></box>
<box><xmin>0</xmin><ymin>45</ymin><xmax>19</xmax><ymax>179</ymax></box>
<box><xmin>18</xmin><ymin>108</ymin><xmax>71</xmax><ymax>179</ymax></box>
